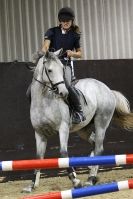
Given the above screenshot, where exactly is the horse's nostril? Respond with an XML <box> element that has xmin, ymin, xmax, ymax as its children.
<box><xmin>60</xmin><ymin>92</ymin><xmax>67</xmax><ymax>98</ymax></box>
<box><xmin>60</xmin><ymin>92</ymin><xmax>63</xmax><ymax>97</ymax></box>
<box><xmin>60</xmin><ymin>92</ymin><xmax>68</xmax><ymax>99</ymax></box>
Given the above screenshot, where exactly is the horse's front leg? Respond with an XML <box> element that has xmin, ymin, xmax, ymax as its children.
<box><xmin>59</xmin><ymin>121</ymin><xmax>82</xmax><ymax>188</ymax></box>
<box><xmin>22</xmin><ymin>131</ymin><xmax>47</xmax><ymax>192</ymax></box>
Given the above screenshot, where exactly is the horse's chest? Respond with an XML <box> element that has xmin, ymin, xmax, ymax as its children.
<box><xmin>30</xmin><ymin>104</ymin><xmax>61</xmax><ymax>137</ymax></box>
<box><xmin>36</xmin><ymin>123</ymin><xmax>58</xmax><ymax>138</ymax></box>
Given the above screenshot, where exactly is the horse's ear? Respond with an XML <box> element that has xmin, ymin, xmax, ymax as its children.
<box><xmin>54</xmin><ymin>48</ymin><xmax>63</xmax><ymax>57</ymax></box>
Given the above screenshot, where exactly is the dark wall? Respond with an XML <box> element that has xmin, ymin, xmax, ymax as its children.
<box><xmin>0</xmin><ymin>62</ymin><xmax>34</xmax><ymax>150</ymax></box>
<box><xmin>0</xmin><ymin>60</ymin><xmax>133</xmax><ymax>160</ymax></box>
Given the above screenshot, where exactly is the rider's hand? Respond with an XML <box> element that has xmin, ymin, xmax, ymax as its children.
<box><xmin>66</xmin><ymin>50</ymin><xmax>74</xmax><ymax>58</ymax></box>
<box><xmin>32</xmin><ymin>51</ymin><xmax>44</xmax><ymax>64</ymax></box>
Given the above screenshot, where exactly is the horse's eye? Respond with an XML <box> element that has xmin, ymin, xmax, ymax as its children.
<box><xmin>48</xmin><ymin>69</ymin><xmax>52</xmax><ymax>73</ymax></box>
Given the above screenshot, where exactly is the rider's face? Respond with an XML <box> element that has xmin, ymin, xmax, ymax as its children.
<box><xmin>60</xmin><ymin>20</ymin><xmax>72</xmax><ymax>30</ymax></box>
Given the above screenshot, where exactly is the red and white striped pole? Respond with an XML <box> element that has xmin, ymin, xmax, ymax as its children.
<box><xmin>1</xmin><ymin>154</ymin><xmax>133</xmax><ymax>171</ymax></box>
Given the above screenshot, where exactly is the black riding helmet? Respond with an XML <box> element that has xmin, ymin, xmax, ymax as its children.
<box><xmin>58</xmin><ymin>7</ymin><xmax>75</xmax><ymax>21</ymax></box>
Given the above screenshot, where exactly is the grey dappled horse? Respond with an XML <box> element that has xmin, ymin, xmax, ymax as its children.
<box><xmin>24</xmin><ymin>50</ymin><xmax>133</xmax><ymax>192</ymax></box>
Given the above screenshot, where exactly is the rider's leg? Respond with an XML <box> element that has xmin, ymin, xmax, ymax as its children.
<box><xmin>71</xmin><ymin>60</ymin><xmax>76</xmax><ymax>81</ymax></box>
<box><xmin>68</xmin><ymin>86</ymin><xmax>86</xmax><ymax>123</ymax></box>
<box><xmin>64</xmin><ymin>64</ymin><xmax>86</xmax><ymax>124</ymax></box>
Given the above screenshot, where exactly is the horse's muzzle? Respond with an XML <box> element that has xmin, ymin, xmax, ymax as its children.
<box><xmin>58</xmin><ymin>85</ymin><xmax>68</xmax><ymax>98</ymax></box>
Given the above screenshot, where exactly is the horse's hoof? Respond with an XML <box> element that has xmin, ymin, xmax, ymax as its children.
<box><xmin>73</xmin><ymin>179</ymin><xmax>82</xmax><ymax>188</ymax></box>
<box><xmin>84</xmin><ymin>176</ymin><xmax>98</xmax><ymax>186</ymax></box>
<box><xmin>21</xmin><ymin>185</ymin><xmax>33</xmax><ymax>193</ymax></box>
<box><xmin>84</xmin><ymin>181</ymin><xmax>93</xmax><ymax>186</ymax></box>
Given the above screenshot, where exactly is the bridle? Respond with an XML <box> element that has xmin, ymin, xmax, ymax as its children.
<box><xmin>34</xmin><ymin>56</ymin><xmax>65</xmax><ymax>94</ymax></box>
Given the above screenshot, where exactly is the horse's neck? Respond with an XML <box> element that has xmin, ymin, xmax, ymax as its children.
<box><xmin>34</xmin><ymin>58</ymin><xmax>44</xmax><ymax>82</ymax></box>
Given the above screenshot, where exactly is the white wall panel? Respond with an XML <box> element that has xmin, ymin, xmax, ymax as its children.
<box><xmin>0</xmin><ymin>0</ymin><xmax>133</xmax><ymax>61</ymax></box>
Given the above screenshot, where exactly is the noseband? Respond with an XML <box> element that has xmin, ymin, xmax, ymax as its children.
<box><xmin>34</xmin><ymin>58</ymin><xmax>65</xmax><ymax>94</ymax></box>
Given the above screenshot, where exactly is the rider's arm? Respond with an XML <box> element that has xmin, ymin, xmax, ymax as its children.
<box><xmin>67</xmin><ymin>48</ymin><xmax>82</xmax><ymax>59</ymax></box>
<box><xmin>41</xmin><ymin>28</ymin><xmax>54</xmax><ymax>53</ymax></box>
<box><xmin>67</xmin><ymin>32</ymin><xmax>82</xmax><ymax>59</ymax></box>
<box><xmin>32</xmin><ymin>28</ymin><xmax>53</xmax><ymax>64</ymax></box>
<box><xmin>42</xmin><ymin>40</ymin><xmax>51</xmax><ymax>53</ymax></box>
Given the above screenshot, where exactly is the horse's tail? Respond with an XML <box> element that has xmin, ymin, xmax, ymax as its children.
<box><xmin>112</xmin><ymin>90</ymin><xmax>133</xmax><ymax>130</ymax></box>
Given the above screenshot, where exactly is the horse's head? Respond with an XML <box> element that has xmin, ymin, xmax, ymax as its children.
<box><xmin>34</xmin><ymin>49</ymin><xmax>68</xmax><ymax>98</ymax></box>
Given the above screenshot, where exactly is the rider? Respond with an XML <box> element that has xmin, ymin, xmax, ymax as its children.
<box><xmin>34</xmin><ymin>7</ymin><xmax>86</xmax><ymax>124</ymax></box>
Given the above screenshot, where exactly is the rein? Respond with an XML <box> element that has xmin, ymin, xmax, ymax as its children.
<box><xmin>44</xmin><ymin>66</ymin><xmax>64</xmax><ymax>91</ymax></box>
<box><xmin>34</xmin><ymin>76</ymin><xmax>65</xmax><ymax>93</ymax></box>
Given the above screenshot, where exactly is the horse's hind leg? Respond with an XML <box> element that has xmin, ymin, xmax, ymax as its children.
<box><xmin>22</xmin><ymin>131</ymin><xmax>47</xmax><ymax>192</ymax></box>
<box><xmin>86</xmin><ymin>111</ymin><xmax>114</xmax><ymax>186</ymax></box>
<box><xmin>67</xmin><ymin>167</ymin><xmax>82</xmax><ymax>188</ymax></box>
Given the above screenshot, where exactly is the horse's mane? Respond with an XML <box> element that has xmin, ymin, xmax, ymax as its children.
<box><xmin>30</xmin><ymin>51</ymin><xmax>58</xmax><ymax>72</ymax></box>
<box><xmin>46</xmin><ymin>51</ymin><xmax>58</xmax><ymax>61</ymax></box>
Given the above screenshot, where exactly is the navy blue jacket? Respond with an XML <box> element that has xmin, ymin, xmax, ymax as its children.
<box><xmin>44</xmin><ymin>26</ymin><xmax>80</xmax><ymax>59</ymax></box>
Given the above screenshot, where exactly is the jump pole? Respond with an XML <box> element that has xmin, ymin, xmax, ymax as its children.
<box><xmin>21</xmin><ymin>179</ymin><xmax>133</xmax><ymax>199</ymax></box>
<box><xmin>1</xmin><ymin>154</ymin><xmax>133</xmax><ymax>171</ymax></box>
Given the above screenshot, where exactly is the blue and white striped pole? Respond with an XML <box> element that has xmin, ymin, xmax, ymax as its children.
<box><xmin>21</xmin><ymin>179</ymin><xmax>133</xmax><ymax>199</ymax></box>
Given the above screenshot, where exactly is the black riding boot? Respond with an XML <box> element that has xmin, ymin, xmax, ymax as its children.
<box><xmin>68</xmin><ymin>86</ymin><xmax>86</xmax><ymax>124</ymax></box>
<box><xmin>26</xmin><ymin>84</ymin><xmax>31</xmax><ymax>103</ymax></box>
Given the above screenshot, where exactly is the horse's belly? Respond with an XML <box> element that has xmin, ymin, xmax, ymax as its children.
<box><xmin>70</xmin><ymin>108</ymin><xmax>96</xmax><ymax>132</ymax></box>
